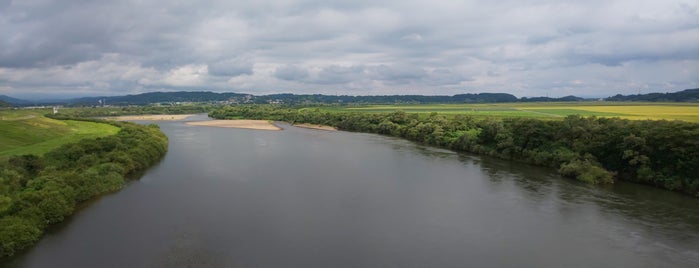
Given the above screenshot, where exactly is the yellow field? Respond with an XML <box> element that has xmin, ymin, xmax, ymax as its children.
<box><xmin>519</xmin><ymin>105</ymin><xmax>699</xmax><ymax>122</ymax></box>
<box><xmin>337</xmin><ymin>102</ymin><xmax>699</xmax><ymax>122</ymax></box>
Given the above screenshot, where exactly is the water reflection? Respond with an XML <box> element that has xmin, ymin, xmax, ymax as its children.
<box><xmin>471</xmin><ymin>151</ymin><xmax>699</xmax><ymax>265</ymax></box>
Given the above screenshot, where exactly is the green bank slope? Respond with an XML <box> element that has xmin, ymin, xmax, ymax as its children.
<box><xmin>0</xmin><ymin>111</ymin><xmax>168</xmax><ymax>257</ymax></box>
<box><xmin>0</xmin><ymin>110</ymin><xmax>120</xmax><ymax>157</ymax></box>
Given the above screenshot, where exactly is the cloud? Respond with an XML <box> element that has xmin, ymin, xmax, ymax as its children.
<box><xmin>400</xmin><ymin>33</ymin><xmax>423</xmax><ymax>42</ymax></box>
<box><xmin>0</xmin><ymin>0</ymin><xmax>697</xmax><ymax>99</ymax></box>
<box><xmin>208</xmin><ymin>56</ymin><xmax>254</xmax><ymax>77</ymax></box>
<box><xmin>312</xmin><ymin>65</ymin><xmax>366</xmax><ymax>85</ymax></box>
<box><xmin>274</xmin><ymin>65</ymin><xmax>309</xmax><ymax>81</ymax></box>
<box><xmin>372</xmin><ymin>64</ymin><xmax>427</xmax><ymax>84</ymax></box>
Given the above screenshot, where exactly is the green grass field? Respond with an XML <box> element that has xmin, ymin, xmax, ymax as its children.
<box><xmin>0</xmin><ymin>109</ymin><xmax>120</xmax><ymax>157</ymax></box>
<box><xmin>336</xmin><ymin>102</ymin><xmax>699</xmax><ymax>122</ymax></box>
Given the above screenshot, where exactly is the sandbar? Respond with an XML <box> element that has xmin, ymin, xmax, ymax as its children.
<box><xmin>294</xmin><ymin>123</ymin><xmax>337</xmax><ymax>131</ymax></box>
<box><xmin>106</xmin><ymin>114</ymin><xmax>196</xmax><ymax>121</ymax></box>
<box><xmin>186</xmin><ymin>120</ymin><xmax>282</xmax><ymax>130</ymax></box>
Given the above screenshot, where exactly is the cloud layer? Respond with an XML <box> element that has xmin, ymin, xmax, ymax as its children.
<box><xmin>1</xmin><ymin>0</ymin><xmax>697</xmax><ymax>98</ymax></box>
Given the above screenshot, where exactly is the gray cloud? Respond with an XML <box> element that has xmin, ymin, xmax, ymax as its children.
<box><xmin>0</xmin><ymin>0</ymin><xmax>697</xmax><ymax>99</ymax></box>
<box><xmin>313</xmin><ymin>65</ymin><xmax>366</xmax><ymax>85</ymax></box>
<box><xmin>372</xmin><ymin>64</ymin><xmax>427</xmax><ymax>84</ymax></box>
<box><xmin>208</xmin><ymin>57</ymin><xmax>254</xmax><ymax>77</ymax></box>
<box><xmin>274</xmin><ymin>65</ymin><xmax>309</xmax><ymax>81</ymax></box>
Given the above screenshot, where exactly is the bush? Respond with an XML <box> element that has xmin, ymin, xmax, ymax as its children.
<box><xmin>559</xmin><ymin>158</ymin><xmax>615</xmax><ymax>184</ymax></box>
<box><xmin>0</xmin><ymin>217</ymin><xmax>41</xmax><ymax>256</ymax></box>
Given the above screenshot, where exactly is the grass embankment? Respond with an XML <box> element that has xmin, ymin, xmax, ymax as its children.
<box><xmin>0</xmin><ymin>110</ymin><xmax>119</xmax><ymax>157</ymax></box>
<box><xmin>335</xmin><ymin>102</ymin><xmax>699</xmax><ymax>122</ymax></box>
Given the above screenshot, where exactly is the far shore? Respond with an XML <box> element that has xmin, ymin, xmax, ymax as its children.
<box><xmin>186</xmin><ymin>120</ymin><xmax>282</xmax><ymax>131</ymax></box>
<box><xmin>293</xmin><ymin>123</ymin><xmax>337</xmax><ymax>131</ymax></box>
<box><xmin>104</xmin><ymin>114</ymin><xmax>197</xmax><ymax>121</ymax></box>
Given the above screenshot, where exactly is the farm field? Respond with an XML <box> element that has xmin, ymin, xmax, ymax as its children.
<box><xmin>337</xmin><ymin>102</ymin><xmax>699</xmax><ymax>122</ymax></box>
<box><xmin>0</xmin><ymin>109</ymin><xmax>120</xmax><ymax>157</ymax></box>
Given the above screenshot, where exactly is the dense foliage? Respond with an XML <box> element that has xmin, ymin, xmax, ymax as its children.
<box><xmin>211</xmin><ymin>105</ymin><xmax>699</xmax><ymax>196</ymax></box>
<box><xmin>0</xmin><ymin>120</ymin><xmax>168</xmax><ymax>257</ymax></box>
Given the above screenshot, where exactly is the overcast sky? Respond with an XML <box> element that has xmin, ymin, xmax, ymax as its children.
<box><xmin>1</xmin><ymin>0</ymin><xmax>697</xmax><ymax>99</ymax></box>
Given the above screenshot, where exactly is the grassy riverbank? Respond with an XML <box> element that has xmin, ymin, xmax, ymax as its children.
<box><xmin>0</xmin><ymin>110</ymin><xmax>119</xmax><ymax>157</ymax></box>
<box><xmin>0</xmin><ymin>113</ymin><xmax>168</xmax><ymax>257</ymax></box>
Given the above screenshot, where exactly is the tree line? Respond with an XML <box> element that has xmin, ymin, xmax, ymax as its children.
<box><xmin>0</xmin><ymin>118</ymin><xmax>168</xmax><ymax>257</ymax></box>
<box><xmin>59</xmin><ymin>105</ymin><xmax>211</xmax><ymax>117</ymax></box>
<box><xmin>210</xmin><ymin>105</ymin><xmax>699</xmax><ymax>196</ymax></box>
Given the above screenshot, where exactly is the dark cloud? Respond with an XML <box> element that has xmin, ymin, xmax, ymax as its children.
<box><xmin>0</xmin><ymin>0</ymin><xmax>697</xmax><ymax>98</ymax></box>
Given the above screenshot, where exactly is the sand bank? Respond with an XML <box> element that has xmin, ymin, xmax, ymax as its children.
<box><xmin>186</xmin><ymin>120</ymin><xmax>282</xmax><ymax>130</ymax></box>
<box><xmin>106</xmin><ymin>114</ymin><xmax>196</xmax><ymax>121</ymax></box>
<box><xmin>294</xmin><ymin>123</ymin><xmax>337</xmax><ymax>131</ymax></box>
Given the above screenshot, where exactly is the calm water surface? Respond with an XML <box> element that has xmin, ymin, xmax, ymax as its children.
<box><xmin>5</xmin><ymin>116</ymin><xmax>699</xmax><ymax>267</ymax></box>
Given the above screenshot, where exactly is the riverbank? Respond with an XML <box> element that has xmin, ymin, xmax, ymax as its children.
<box><xmin>104</xmin><ymin>114</ymin><xmax>197</xmax><ymax>121</ymax></box>
<box><xmin>0</xmin><ymin>120</ymin><xmax>168</xmax><ymax>257</ymax></box>
<box><xmin>208</xmin><ymin>105</ymin><xmax>699</xmax><ymax>196</ymax></box>
<box><xmin>186</xmin><ymin>120</ymin><xmax>282</xmax><ymax>130</ymax></box>
<box><xmin>294</xmin><ymin>123</ymin><xmax>337</xmax><ymax>131</ymax></box>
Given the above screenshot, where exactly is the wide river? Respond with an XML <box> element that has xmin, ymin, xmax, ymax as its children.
<box><xmin>5</xmin><ymin>115</ymin><xmax>699</xmax><ymax>267</ymax></box>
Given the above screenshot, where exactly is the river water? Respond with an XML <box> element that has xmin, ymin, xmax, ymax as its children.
<box><xmin>5</xmin><ymin>116</ymin><xmax>699</xmax><ymax>267</ymax></box>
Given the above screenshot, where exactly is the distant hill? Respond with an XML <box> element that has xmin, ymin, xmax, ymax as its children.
<box><xmin>49</xmin><ymin>91</ymin><xmax>594</xmax><ymax>106</ymax></box>
<box><xmin>14</xmin><ymin>89</ymin><xmax>697</xmax><ymax>106</ymax></box>
<box><xmin>0</xmin><ymin>99</ymin><xmax>11</xmax><ymax>108</ymax></box>
<box><xmin>0</xmin><ymin>95</ymin><xmax>31</xmax><ymax>105</ymax></box>
<box><xmin>70</xmin><ymin>91</ymin><xmax>248</xmax><ymax>105</ymax></box>
<box><xmin>63</xmin><ymin>91</ymin><xmax>527</xmax><ymax>106</ymax></box>
<box><xmin>605</xmin><ymin>88</ymin><xmax>699</xmax><ymax>102</ymax></box>
<box><xmin>255</xmin><ymin>92</ymin><xmax>520</xmax><ymax>104</ymax></box>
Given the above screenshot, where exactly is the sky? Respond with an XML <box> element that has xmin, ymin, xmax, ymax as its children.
<box><xmin>0</xmin><ymin>0</ymin><xmax>698</xmax><ymax>99</ymax></box>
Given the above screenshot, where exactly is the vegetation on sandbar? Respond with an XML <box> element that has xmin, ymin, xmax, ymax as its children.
<box><xmin>211</xmin><ymin>105</ymin><xmax>699</xmax><ymax>196</ymax></box>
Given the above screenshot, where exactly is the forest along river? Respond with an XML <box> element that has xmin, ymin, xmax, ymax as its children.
<box><xmin>5</xmin><ymin>115</ymin><xmax>699</xmax><ymax>267</ymax></box>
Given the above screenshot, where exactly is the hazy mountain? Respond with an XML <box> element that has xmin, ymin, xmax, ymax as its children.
<box><xmin>0</xmin><ymin>99</ymin><xmax>12</xmax><ymax>107</ymax></box>
<box><xmin>0</xmin><ymin>95</ymin><xmax>32</xmax><ymax>105</ymax></box>
<box><xmin>69</xmin><ymin>91</ymin><xmax>248</xmax><ymax>105</ymax></box>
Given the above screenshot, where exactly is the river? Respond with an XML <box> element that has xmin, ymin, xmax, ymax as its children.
<box><xmin>5</xmin><ymin>116</ymin><xmax>699</xmax><ymax>267</ymax></box>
